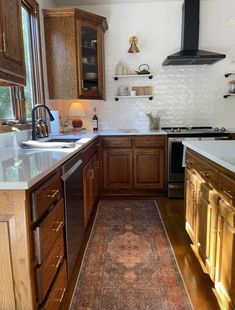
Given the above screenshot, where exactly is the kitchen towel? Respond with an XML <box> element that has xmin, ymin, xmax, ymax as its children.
<box><xmin>50</xmin><ymin>110</ymin><xmax>60</xmax><ymax>135</ymax></box>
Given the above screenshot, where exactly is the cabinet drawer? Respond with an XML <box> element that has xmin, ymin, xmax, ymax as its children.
<box><xmin>34</xmin><ymin>199</ymin><xmax>64</xmax><ymax>264</ymax></box>
<box><xmin>219</xmin><ymin>172</ymin><xmax>235</xmax><ymax>206</ymax></box>
<box><xmin>32</xmin><ymin>174</ymin><xmax>62</xmax><ymax>222</ymax></box>
<box><xmin>133</xmin><ymin>136</ymin><xmax>165</xmax><ymax>148</ymax></box>
<box><xmin>102</xmin><ymin>137</ymin><xmax>132</xmax><ymax>148</ymax></box>
<box><xmin>36</xmin><ymin>230</ymin><xmax>65</xmax><ymax>304</ymax></box>
<box><xmin>82</xmin><ymin>140</ymin><xmax>98</xmax><ymax>164</ymax></box>
<box><xmin>42</xmin><ymin>261</ymin><xmax>67</xmax><ymax>310</ymax></box>
<box><xmin>197</xmin><ymin>158</ymin><xmax>218</xmax><ymax>188</ymax></box>
<box><xmin>185</xmin><ymin>151</ymin><xmax>198</xmax><ymax>170</ymax></box>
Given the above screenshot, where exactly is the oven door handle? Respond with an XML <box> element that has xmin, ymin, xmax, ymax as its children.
<box><xmin>61</xmin><ymin>159</ymin><xmax>83</xmax><ymax>182</ymax></box>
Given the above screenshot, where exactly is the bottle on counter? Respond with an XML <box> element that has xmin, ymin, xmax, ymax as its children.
<box><xmin>92</xmin><ymin>107</ymin><xmax>98</xmax><ymax>131</ymax></box>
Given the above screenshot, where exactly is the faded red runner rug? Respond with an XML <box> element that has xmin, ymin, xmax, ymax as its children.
<box><xmin>70</xmin><ymin>200</ymin><xmax>192</xmax><ymax>310</ymax></box>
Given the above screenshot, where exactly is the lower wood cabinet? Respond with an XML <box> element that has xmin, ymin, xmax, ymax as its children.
<box><xmin>133</xmin><ymin>149</ymin><xmax>164</xmax><ymax>189</ymax></box>
<box><xmin>185</xmin><ymin>149</ymin><xmax>235</xmax><ymax>310</ymax></box>
<box><xmin>83</xmin><ymin>140</ymin><xmax>100</xmax><ymax>228</ymax></box>
<box><xmin>101</xmin><ymin>135</ymin><xmax>166</xmax><ymax>195</ymax></box>
<box><xmin>215</xmin><ymin>199</ymin><xmax>235</xmax><ymax>309</ymax></box>
<box><xmin>0</xmin><ymin>172</ymin><xmax>68</xmax><ymax>309</ymax></box>
<box><xmin>103</xmin><ymin>149</ymin><xmax>133</xmax><ymax>189</ymax></box>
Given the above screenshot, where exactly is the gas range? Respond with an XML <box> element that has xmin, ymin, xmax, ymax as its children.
<box><xmin>161</xmin><ymin>126</ymin><xmax>230</xmax><ymax>137</ymax></box>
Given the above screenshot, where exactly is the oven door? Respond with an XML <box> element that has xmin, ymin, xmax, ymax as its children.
<box><xmin>168</xmin><ymin>137</ymin><xmax>185</xmax><ymax>183</ymax></box>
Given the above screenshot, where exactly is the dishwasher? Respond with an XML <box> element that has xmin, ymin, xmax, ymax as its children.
<box><xmin>61</xmin><ymin>152</ymin><xmax>84</xmax><ymax>280</ymax></box>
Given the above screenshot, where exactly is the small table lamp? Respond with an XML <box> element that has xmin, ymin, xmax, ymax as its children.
<box><xmin>69</xmin><ymin>102</ymin><xmax>86</xmax><ymax>129</ymax></box>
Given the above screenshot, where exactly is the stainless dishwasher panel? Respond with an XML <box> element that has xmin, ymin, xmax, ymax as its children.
<box><xmin>61</xmin><ymin>153</ymin><xmax>84</xmax><ymax>280</ymax></box>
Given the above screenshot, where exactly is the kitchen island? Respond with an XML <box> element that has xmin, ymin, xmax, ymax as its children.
<box><xmin>183</xmin><ymin>140</ymin><xmax>235</xmax><ymax>310</ymax></box>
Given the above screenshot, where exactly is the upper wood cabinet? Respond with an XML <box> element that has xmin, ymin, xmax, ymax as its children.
<box><xmin>43</xmin><ymin>8</ymin><xmax>108</xmax><ymax>100</ymax></box>
<box><xmin>0</xmin><ymin>0</ymin><xmax>26</xmax><ymax>86</ymax></box>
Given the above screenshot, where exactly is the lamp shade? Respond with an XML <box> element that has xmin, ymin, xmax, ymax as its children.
<box><xmin>69</xmin><ymin>102</ymin><xmax>85</xmax><ymax>117</ymax></box>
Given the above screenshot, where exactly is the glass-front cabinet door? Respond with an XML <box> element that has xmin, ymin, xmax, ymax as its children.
<box><xmin>78</xmin><ymin>23</ymin><xmax>104</xmax><ymax>99</ymax></box>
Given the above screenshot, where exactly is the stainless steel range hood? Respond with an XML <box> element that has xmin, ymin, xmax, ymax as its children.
<box><xmin>162</xmin><ymin>0</ymin><xmax>226</xmax><ymax>66</ymax></box>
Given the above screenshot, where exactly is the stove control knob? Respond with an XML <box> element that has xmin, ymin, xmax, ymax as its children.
<box><xmin>214</xmin><ymin>127</ymin><xmax>219</xmax><ymax>131</ymax></box>
<box><xmin>177</xmin><ymin>127</ymin><xmax>181</xmax><ymax>132</ymax></box>
<box><xmin>221</xmin><ymin>127</ymin><xmax>226</xmax><ymax>132</ymax></box>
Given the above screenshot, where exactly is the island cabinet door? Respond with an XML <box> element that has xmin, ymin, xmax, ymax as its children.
<box><xmin>103</xmin><ymin>149</ymin><xmax>133</xmax><ymax>190</ymax></box>
<box><xmin>197</xmin><ymin>184</ymin><xmax>219</xmax><ymax>281</ymax></box>
<box><xmin>185</xmin><ymin>168</ymin><xmax>200</xmax><ymax>244</ymax></box>
<box><xmin>215</xmin><ymin>199</ymin><xmax>235</xmax><ymax>309</ymax></box>
<box><xmin>133</xmin><ymin>149</ymin><xmax>165</xmax><ymax>190</ymax></box>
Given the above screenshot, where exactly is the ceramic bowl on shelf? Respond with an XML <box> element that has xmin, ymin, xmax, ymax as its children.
<box><xmin>84</xmin><ymin>72</ymin><xmax>97</xmax><ymax>79</ymax></box>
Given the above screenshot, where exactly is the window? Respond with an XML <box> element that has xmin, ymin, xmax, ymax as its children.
<box><xmin>0</xmin><ymin>0</ymin><xmax>44</xmax><ymax>124</ymax></box>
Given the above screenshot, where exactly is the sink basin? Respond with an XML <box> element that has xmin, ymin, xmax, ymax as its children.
<box><xmin>20</xmin><ymin>140</ymin><xmax>78</xmax><ymax>149</ymax></box>
<box><xmin>46</xmin><ymin>138</ymin><xmax>81</xmax><ymax>143</ymax></box>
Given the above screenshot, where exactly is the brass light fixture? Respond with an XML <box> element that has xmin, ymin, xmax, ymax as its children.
<box><xmin>128</xmin><ymin>36</ymin><xmax>140</xmax><ymax>53</ymax></box>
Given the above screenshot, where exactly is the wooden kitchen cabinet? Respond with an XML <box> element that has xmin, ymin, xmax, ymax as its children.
<box><xmin>103</xmin><ymin>148</ymin><xmax>133</xmax><ymax>190</ymax></box>
<box><xmin>215</xmin><ymin>199</ymin><xmax>235</xmax><ymax>310</ymax></box>
<box><xmin>101</xmin><ymin>135</ymin><xmax>166</xmax><ymax>195</ymax></box>
<box><xmin>0</xmin><ymin>0</ymin><xmax>26</xmax><ymax>85</ymax></box>
<box><xmin>83</xmin><ymin>139</ymin><xmax>100</xmax><ymax>228</ymax></box>
<box><xmin>43</xmin><ymin>8</ymin><xmax>108</xmax><ymax>100</ymax></box>
<box><xmin>185</xmin><ymin>148</ymin><xmax>235</xmax><ymax>309</ymax></box>
<box><xmin>0</xmin><ymin>172</ymin><xmax>67</xmax><ymax>309</ymax></box>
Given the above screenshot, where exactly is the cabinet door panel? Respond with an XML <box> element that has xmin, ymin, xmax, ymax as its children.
<box><xmin>103</xmin><ymin>149</ymin><xmax>133</xmax><ymax>189</ymax></box>
<box><xmin>0</xmin><ymin>0</ymin><xmax>25</xmax><ymax>85</ymax></box>
<box><xmin>83</xmin><ymin>161</ymin><xmax>93</xmax><ymax>228</ymax></box>
<box><xmin>215</xmin><ymin>200</ymin><xmax>235</xmax><ymax>308</ymax></box>
<box><xmin>133</xmin><ymin>149</ymin><xmax>164</xmax><ymax>189</ymax></box>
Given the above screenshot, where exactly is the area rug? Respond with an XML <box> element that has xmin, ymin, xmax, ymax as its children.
<box><xmin>70</xmin><ymin>200</ymin><xmax>193</xmax><ymax>310</ymax></box>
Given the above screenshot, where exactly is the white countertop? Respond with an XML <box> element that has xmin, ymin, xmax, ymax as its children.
<box><xmin>0</xmin><ymin>130</ymin><xmax>166</xmax><ymax>190</ymax></box>
<box><xmin>183</xmin><ymin>140</ymin><xmax>235</xmax><ymax>173</ymax></box>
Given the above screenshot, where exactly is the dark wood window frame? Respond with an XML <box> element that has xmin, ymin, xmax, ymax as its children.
<box><xmin>0</xmin><ymin>0</ymin><xmax>44</xmax><ymax>130</ymax></box>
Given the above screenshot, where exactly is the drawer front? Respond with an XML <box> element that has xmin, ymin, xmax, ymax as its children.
<box><xmin>219</xmin><ymin>172</ymin><xmax>235</xmax><ymax>206</ymax></box>
<box><xmin>102</xmin><ymin>137</ymin><xmax>132</xmax><ymax>148</ymax></box>
<box><xmin>34</xmin><ymin>199</ymin><xmax>64</xmax><ymax>264</ymax></box>
<box><xmin>197</xmin><ymin>158</ymin><xmax>218</xmax><ymax>188</ymax></box>
<box><xmin>32</xmin><ymin>174</ymin><xmax>62</xmax><ymax>222</ymax></box>
<box><xmin>185</xmin><ymin>151</ymin><xmax>198</xmax><ymax>170</ymax></box>
<box><xmin>42</xmin><ymin>261</ymin><xmax>67</xmax><ymax>310</ymax></box>
<box><xmin>133</xmin><ymin>136</ymin><xmax>165</xmax><ymax>148</ymax></box>
<box><xmin>36</xmin><ymin>230</ymin><xmax>65</xmax><ymax>304</ymax></box>
<box><xmin>82</xmin><ymin>140</ymin><xmax>98</xmax><ymax>165</ymax></box>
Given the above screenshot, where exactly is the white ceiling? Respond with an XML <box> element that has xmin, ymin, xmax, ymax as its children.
<box><xmin>53</xmin><ymin>0</ymin><xmax>222</xmax><ymax>7</ymax></box>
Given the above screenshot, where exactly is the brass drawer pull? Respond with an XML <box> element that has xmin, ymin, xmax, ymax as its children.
<box><xmin>223</xmin><ymin>190</ymin><xmax>235</xmax><ymax>199</ymax></box>
<box><xmin>94</xmin><ymin>160</ymin><xmax>99</xmax><ymax>169</ymax></box>
<box><xmin>112</xmin><ymin>142</ymin><xmax>121</xmax><ymax>145</ymax></box>
<box><xmin>52</xmin><ymin>221</ymin><xmax>63</xmax><ymax>232</ymax></box>
<box><xmin>199</xmin><ymin>170</ymin><xmax>209</xmax><ymax>177</ymax></box>
<box><xmin>51</xmin><ymin>288</ymin><xmax>66</xmax><ymax>303</ymax></box>
<box><xmin>145</xmin><ymin>141</ymin><xmax>154</xmax><ymax>144</ymax></box>
<box><xmin>89</xmin><ymin>169</ymin><xmax>94</xmax><ymax>179</ymax></box>
<box><xmin>52</xmin><ymin>255</ymin><xmax>63</xmax><ymax>268</ymax></box>
<box><xmin>47</xmin><ymin>189</ymin><xmax>60</xmax><ymax>199</ymax></box>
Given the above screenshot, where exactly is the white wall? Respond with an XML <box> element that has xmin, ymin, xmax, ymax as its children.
<box><xmin>47</xmin><ymin>0</ymin><xmax>235</xmax><ymax>131</ymax></box>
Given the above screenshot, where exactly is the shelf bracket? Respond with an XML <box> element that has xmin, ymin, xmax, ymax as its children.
<box><xmin>149</xmin><ymin>96</ymin><xmax>153</xmax><ymax>100</ymax></box>
<box><xmin>115</xmin><ymin>97</ymin><xmax>119</xmax><ymax>101</ymax></box>
<box><xmin>114</xmin><ymin>77</ymin><xmax>118</xmax><ymax>81</ymax></box>
<box><xmin>148</xmin><ymin>75</ymin><xmax>153</xmax><ymax>79</ymax></box>
<box><xmin>225</xmin><ymin>73</ymin><xmax>234</xmax><ymax>78</ymax></box>
<box><xmin>224</xmin><ymin>95</ymin><xmax>231</xmax><ymax>98</ymax></box>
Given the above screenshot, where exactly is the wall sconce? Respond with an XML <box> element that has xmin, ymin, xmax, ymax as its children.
<box><xmin>69</xmin><ymin>101</ymin><xmax>85</xmax><ymax>129</ymax></box>
<box><xmin>128</xmin><ymin>36</ymin><xmax>140</xmax><ymax>53</ymax></box>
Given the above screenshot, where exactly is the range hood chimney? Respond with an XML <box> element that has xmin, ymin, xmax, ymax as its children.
<box><xmin>162</xmin><ymin>0</ymin><xmax>226</xmax><ymax>66</ymax></box>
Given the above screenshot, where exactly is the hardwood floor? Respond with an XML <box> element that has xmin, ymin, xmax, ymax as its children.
<box><xmin>156</xmin><ymin>197</ymin><xmax>220</xmax><ymax>310</ymax></box>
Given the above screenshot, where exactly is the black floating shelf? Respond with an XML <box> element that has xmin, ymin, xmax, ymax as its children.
<box><xmin>224</xmin><ymin>94</ymin><xmax>235</xmax><ymax>98</ymax></box>
<box><xmin>114</xmin><ymin>95</ymin><xmax>154</xmax><ymax>101</ymax></box>
<box><xmin>113</xmin><ymin>74</ymin><xmax>154</xmax><ymax>81</ymax></box>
